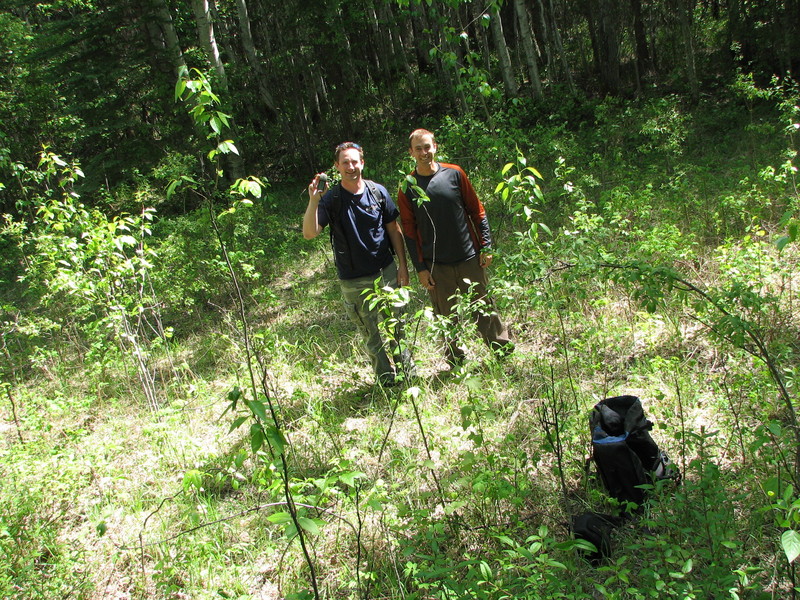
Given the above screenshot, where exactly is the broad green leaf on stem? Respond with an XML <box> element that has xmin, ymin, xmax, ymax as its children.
<box><xmin>228</xmin><ymin>416</ymin><xmax>247</xmax><ymax>433</ymax></box>
<box><xmin>246</xmin><ymin>180</ymin><xmax>261</xmax><ymax>198</ymax></box>
<box><xmin>246</xmin><ymin>398</ymin><xmax>268</xmax><ymax>422</ymax></box>
<box><xmin>165</xmin><ymin>179</ymin><xmax>180</xmax><ymax>199</ymax></box>
<box><xmin>298</xmin><ymin>517</ymin><xmax>320</xmax><ymax>535</ymax></box>
<box><xmin>267</xmin><ymin>511</ymin><xmax>292</xmax><ymax>524</ymax></box>
<box><xmin>175</xmin><ymin>78</ymin><xmax>186</xmax><ymax>101</ymax></box>
<box><xmin>210</xmin><ymin>115</ymin><xmax>222</xmax><ymax>134</ymax></box>
<box><xmin>217</xmin><ymin>140</ymin><xmax>239</xmax><ymax>155</ymax></box>
<box><xmin>496</xmin><ymin>535</ymin><xmax>516</xmax><ymax>547</ymax></box>
<box><xmin>182</xmin><ymin>469</ymin><xmax>203</xmax><ymax>491</ymax></box>
<box><xmin>115</xmin><ymin>235</ymin><xmax>137</xmax><ymax>250</ymax></box>
<box><xmin>227</xmin><ymin>386</ymin><xmax>242</xmax><ymax>404</ymax></box>
<box><xmin>265</xmin><ymin>425</ymin><xmax>286</xmax><ymax>456</ymax></box>
<box><xmin>338</xmin><ymin>471</ymin><xmax>366</xmax><ymax>486</ymax></box>
<box><xmin>782</xmin><ymin>530</ymin><xmax>800</xmax><ymax>563</ymax></box>
<box><xmin>250</xmin><ymin>424</ymin><xmax>264</xmax><ymax>453</ymax></box>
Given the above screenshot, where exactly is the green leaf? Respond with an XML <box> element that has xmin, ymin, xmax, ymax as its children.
<box><xmin>246</xmin><ymin>180</ymin><xmax>262</xmax><ymax>198</ymax></box>
<box><xmin>479</xmin><ymin>560</ymin><xmax>492</xmax><ymax>579</ymax></box>
<box><xmin>214</xmin><ymin>140</ymin><xmax>239</xmax><ymax>155</ymax></box>
<box><xmin>250</xmin><ymin>425</ymin><xmax>264</xmax><ymax>453</ymax></box>
<box><xmin>338</xmin><ymin>471</ymin><xmax>366</xmax><ymax>486</ymax></box>
<box><xmin>298</xmin><ymin>517</ymin><xmax>320</xmax><ymax>535</ymax></box>
<box><xmin>117</xmin><ymin>235</ymin><xmax>137</xmax><ymax>248</ymax></box>
<box><xmin>444</xmin><ymin>501</ymin><xmax>466</xmax><ymax>515</ymax></box>
<box><xmin>496</xmin><ymin>535</ymin><xmax>516</xmax><ymax>547</ymax></box>
<box><xmin>210</xmin><ymin>115</ymin><xmax>222</xmax><ymax>134</ymax></box>
<box><xmin>182</xmin><ymin>469</ymin><xmax>203</xmax><ymax>491</ymax></box>
<box><xmin>246</xmin><ymin>398</ymin><xmax>268</xmax><ymax>422</ymax></box>
<box><xmin>228</xmin><ymin>416</ymin><xmax>248</xmax><ymax>433</ymax></box>
<box><xmin>265</xmin><ymin>425</ymin><xmax>286</xmax><ymax>456</ymax></box>
<box><xmin>174</xmin><ymin>78</ymin><xmax>186</xmax><ymax>102</ymax></box>
<box><xmin>165</xmin><ymin>179</ymin><xmax>181</xmax><ymax>199</ymax></box>
<box><xmin>267</xmin><ymin>511</ymin><xmax>293</xmax><ymax>524</ymax></box>
<box><xmin>782</xmin><ymin>530</ymin><xmax>800</xmax><ymax>563</ymax></box>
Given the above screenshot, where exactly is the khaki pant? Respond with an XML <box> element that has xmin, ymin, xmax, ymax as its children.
<box><xmin>340</xmin><ymin>261</ymin><xmax>415</xmax><ymax>383</ymax></box>
<box><xmin>427</xmin><ymin>255</ymin><xmax>512</xmax><ymax>364</ymax></box>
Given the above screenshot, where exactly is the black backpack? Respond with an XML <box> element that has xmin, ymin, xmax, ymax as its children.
<box><xmin>327</xmin><ymin>179</ymin><xmax>388</xmax><ymax>270</ymax></box>
<box><xmin>590</xmin><ymin>395</ymin><xmax>678</xmax><ymax>506</ymax></box>
<box><xmin>570</xmin><ymin>511</ymin><xmax>622</xmax><ymax>563</ymax></box>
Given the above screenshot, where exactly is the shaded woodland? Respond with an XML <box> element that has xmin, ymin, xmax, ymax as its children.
<box><xmin>2</xmin><ymin>0</ymin><xmax>799</xmax><ymax>201</ymax></box>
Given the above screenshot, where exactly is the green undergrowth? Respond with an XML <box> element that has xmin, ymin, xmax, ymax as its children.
<box><xmin>2</xmin><ymin>84</ymin><xmax>800</xmax><ymax>598</ymax></box>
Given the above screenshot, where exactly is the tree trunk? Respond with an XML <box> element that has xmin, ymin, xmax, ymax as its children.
<box><xmin>585</xmin><ymin>0</ymin><xmax>621</xmax><ymax>94</ymax></box>
<box><xmin>192</xmin><ymin>0</ymin><xmax>228</xmax><ymax>92</ymax></box>
<box><xmin>234</xmin><ymin>0</ymin><xmax>279</xmax><ymax>120</ymax></box>
<box><xmin>547</xmin><ymin>0</ymin><xmax>576</xmax><ymax>93</ymax></box>
<box><xmin>210</xmin><ymin>1</ymin><xmax>238</xmax><ymax>69</ymax></box>
<box><xmin>514</xmin><ymin>0</ymin><xmax>543</xmax><ymax>100</ymax></box>
<box><xmin>420</xmin><ymin>1</ymin><xmax>465</xmax><ymax>114</ymax></box>
<box><xmin>365</xmin><ymin>0</ymin><xmax>390</xmax><ymax>83</ymax></box>
<box><xmin>679</xmin><ymin>0</ymin><xmax>699</xmax><ymax>102</ymax></box>
<box><xmin>409</xmin><ymin>7</ymin><xmax>433</xmax><ymax>75</ymax></box>
<box><xmin>382</xmin><ymin>1</ymin><xmax>417</xmax><ymax>92</ymax></box>
<box><xmin>152</xmin><ymin>0</ymin><xmax>186</xmax><ymax>76</ymax></box>
<box><xmin>489</xmin><ymin>4</ymin><xmax>519</xmax><ymax>98</ymax></box>
<box><xmin>532</xmin><ymin>0</ymin><xmax>553</xmax><ymax>72</ymax></box>
<box><xmin>631</xmin><ymin>0</ymin><xmax>651</xmax><ymax>81</ymax></box>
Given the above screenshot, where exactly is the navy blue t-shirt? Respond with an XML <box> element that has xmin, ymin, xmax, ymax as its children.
<box><xmin>317</xmin><ymin>182</ymin><xmax>399</xmax><ymax>280</ymax></box>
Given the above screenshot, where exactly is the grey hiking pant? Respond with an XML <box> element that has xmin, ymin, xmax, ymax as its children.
<box><xmin>340</xmin><ymin>261</ymin><xmax>415</xmax><ymax>383</ymax></box>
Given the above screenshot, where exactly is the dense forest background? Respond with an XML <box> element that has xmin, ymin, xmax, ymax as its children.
<box><xmin>2</xmin><ymin>0</ymin><xmax>798</xmax><ymax>196</ymax></box>
<box><xmin>2</xmin><ymin>1</ymin><xmax>800</xmax><ymax>599</ymax></box>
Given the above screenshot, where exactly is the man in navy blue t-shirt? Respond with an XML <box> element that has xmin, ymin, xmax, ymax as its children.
<box><xmin>303</xmin><ymin>142</ymin><xmax>415</xmax><ymax>385</ymax></box>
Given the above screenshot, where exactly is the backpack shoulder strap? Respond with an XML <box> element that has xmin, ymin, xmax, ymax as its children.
<box><xmin>329</xmin><ymin>183</ymin><xmax>342</xmax><ymax>216</ymax></box>
<box><xmin>364</xmin><ymin>179</ymin><xmax>387</xmax><ymax>208</ymax></box>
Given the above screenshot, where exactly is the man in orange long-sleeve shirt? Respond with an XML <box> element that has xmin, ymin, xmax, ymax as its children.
<box><xmin>397</xmin><ymin>129</ymin><xmax>513</xmax><ymax>367</ymax></box>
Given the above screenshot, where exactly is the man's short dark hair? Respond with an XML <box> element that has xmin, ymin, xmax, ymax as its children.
<box><xmin>335</xmin><ymin>142</ymin><xmax>363</xmax><ymax>163</ymax></box>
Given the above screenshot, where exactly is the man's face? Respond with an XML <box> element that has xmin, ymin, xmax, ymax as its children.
<box><xmin>335</xmin><ymin>148</ymin><xmax>364</xmax><ymax>182</ymax></box>
<box><xmin>409</xmin><ymin>134</ymin><xmax>437</xmax><ymax>168</ymax></box>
